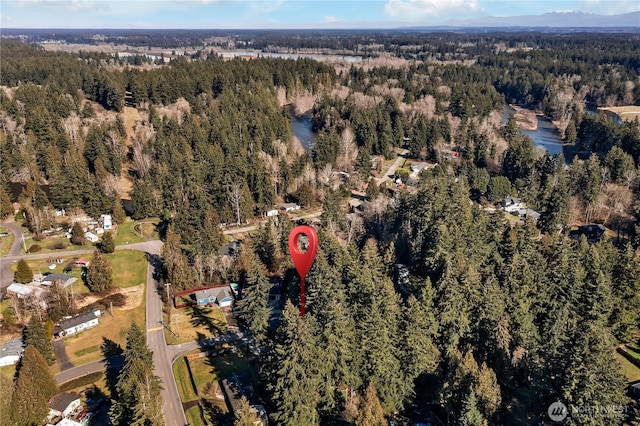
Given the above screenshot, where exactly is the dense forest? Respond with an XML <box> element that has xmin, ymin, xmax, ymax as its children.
<box><xmin>1</xmin><ymin>31</ymin><xmax>639</xmax><ymax>425</ymax></box>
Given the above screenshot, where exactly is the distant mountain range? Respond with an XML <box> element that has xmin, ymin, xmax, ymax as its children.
<box><xmin>418</xmin><ymin>11</ymin><xmax>640</xmax><ymax>29</ymax></box>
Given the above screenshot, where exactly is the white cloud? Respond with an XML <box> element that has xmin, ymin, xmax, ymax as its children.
<box><xmin>324</xmin><ymin>15</ymin><xmax>343</xmax><ymax>23</ymax></box>
<box><xmin>384</xmin><ymin>0</ymin><xmax>483</xmax><ymax>20</ymax></box>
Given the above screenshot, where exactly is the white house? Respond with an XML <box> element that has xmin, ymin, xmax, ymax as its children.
<box><xmin>53</xmin><ymin>310</ymin><xmax>101</xmax><ymax>339</ymax></box>
<box><xmin>502</xmin><ymin>197</ymin><xmax>524</xmax><ymax>213</ymax></box>
<box><xmin>84</xmin><ymin>232</ymin><xmax>99</xmax><ymax>243</ymax></box>
<box><xmin>102</xmin><ymin>214</ymin><xmax>113</xmax><ymax>230</ymax></box>
<box><xmin>265</xmin><ymin>209</ymin><xmax>278</xmax><ymax>217</ymax></box>
<box><xmin>48</xmin><ymin>392</ymin><xmax>82</xmax><ymax>418</ymax></box>
<box><xmin>281</xmin><ymin>203</ymin><xmax>301</xmax><ymax>212</ymax></box>
<box><xmin>0</xmin><ymin>339</ymin><xmax>24</xmax><ymax>367</ymax></box>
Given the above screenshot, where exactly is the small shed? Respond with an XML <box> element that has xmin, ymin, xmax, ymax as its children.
<box><xmin>265</xmin><ymin>209</ymin><xmax>278</xmax><ymax>217</ymax></box>
<box><xmin>102</xmin><ymin>214</ymin><xmax>113</xmax><ymax>230</ymax></box>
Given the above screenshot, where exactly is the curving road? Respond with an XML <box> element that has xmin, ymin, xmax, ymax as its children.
<box><xmin>0</xmin><ymin>221</ymin><xmax>25</xmax><ymax>292</ymax></box>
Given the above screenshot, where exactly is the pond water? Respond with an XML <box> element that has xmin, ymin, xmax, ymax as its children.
<box><xmin>502</xmin><ymin>107</ymin><xmax>565</xmax><ymax>156</ymax></box>
<box><xmin>289</xmin><ymin>109</ymin><xmax>316</xmax><ymax>150</ymax></box>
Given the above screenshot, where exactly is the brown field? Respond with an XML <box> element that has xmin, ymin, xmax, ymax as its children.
<box><xmin>599</xmin><ymin>106</ymin><xmax>640</xmax><ymax>122</ymax></box>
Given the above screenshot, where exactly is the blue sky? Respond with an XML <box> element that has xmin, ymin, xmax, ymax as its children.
<box><xmin>1</xmin><ymin>0</ymin><xmax>638</xmax><ymax>28</ymax></box>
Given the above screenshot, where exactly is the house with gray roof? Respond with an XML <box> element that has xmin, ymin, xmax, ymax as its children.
<box><xmin>0</xmin><ymin>338</ymin><xmax>24</xmax><ymax>366</ymax></box>
<box><xmin>53</xmin><ymin>310</ymin><xmax>101</xmax><ymax>339</ymax></box>
<box><xmin>195</xmin><ymin>286</ymin><xmax>234</xmax><ymax>307</ymax></box>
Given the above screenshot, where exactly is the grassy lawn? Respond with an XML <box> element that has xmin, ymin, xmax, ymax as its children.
<box><xmin>164</xmin><ymin>305</ymin><xmax>227</xmax><ymax>345</ymax></box>
<box><xmin>174</xmin><ymin>346</ymin><xmax>251</xmax><ymax>424</ymax></box>
<box><xmin>173</xmin><ymin>357</ymin><xmax>198</xmax><ymax>403</ymax></box>
<box><xmin>25</xmin><ymin>235</ymin><xmax>97</xmax><ymax>255</ymax></box>
<box><xmin>185</xmin><ymin>406</ymin><xmax>204</xmax><ymax>426</ymax></box>
<box><xmin>62</xmin><ymin>284</ymin><xmax>145</xmax><ymax>366</ymax></box>
<box><xmin>113</xmin><ymin>219</ymin><xmax>158</xmax><ymax>246</ymax></box>
<box><xmin>614</xmin><ymin>351</ymin><xmax>640</xmax><ymax>382</ymax></box>
<box><xmin>0</xmin><ymin>228</ymin><xmax>15</xmax><ymax>256</ymax></box>
<box><xmin>109</xmin><ymin>250</ymin><xmax>147</xmax><ymax>288</ymax></box>
<box><xmin>0</xmin><ymin>365</ymin><xmax>16</xmax><ymax>381</ymax></box>
<box><xmin>626</xmin><ymin>345</ymin><xmax>640</xmax><ymax>361</ymax></box>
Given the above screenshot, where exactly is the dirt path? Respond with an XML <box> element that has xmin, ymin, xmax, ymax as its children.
<box><xmin>119</xmin><ymin>106</ymin><xmax>140</xmax><ymax>200</ymax></box>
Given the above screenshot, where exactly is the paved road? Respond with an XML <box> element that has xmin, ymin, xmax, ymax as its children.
<box><xmin>53</xmin><ymin>339</ymin><xmax>74</xmax><ymax>372</ymax></box>
<box><xmin>143</xmin><ymin>248</ymin><xmax>190</xmax><ymax>426</ymax></box>
<box><xmin>0</xmin><ymin>221</ymin><xmax>25</xmax><ymax>290</ymax></box>
<box><xmin>222</xmin><ymin>209</ymin><xmax>323</xmax><ymax>236</ymax></box>
<box><xmin>55</xmin><ymin>355</ymin><xmax>124</xmax><ymax>386</ymax></box>
<box><xmin>376</xmin><ymin>151</ymin><xmax>408</xmax><ymax>185</ymax></box>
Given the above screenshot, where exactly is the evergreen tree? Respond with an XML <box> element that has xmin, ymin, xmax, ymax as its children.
<box><xmin>99</xmin><ymin>231</ymin><xmax>115</xmax><ymax>253</ymax></box>
<box><xmin>0</xmin><ymin>374</ymin><xmax>14</xmax><ymax>426</ymax></box>
<box><xmin>0</xmin><ymin>185</ymin><xmax>12</xmax><ymax>217</ymax></box>
<box><xmin>14</xmin><ymin>259</ymin><xmax>33</xmax><ymax>283</ymax></box>
<box><xmin>459</xmin><ymin>391</ymin><xmax>485</xmax><ymax>426</ymax></box>
<box><xmin>70</xmin><ymin>221</ymin><xmax>85</xmax><ymax>245</ymax></box>
<box><xmin>267</xmin><ymin>302</ymin><xmax>320</xmax><ymax>426</ymax></box>
<box><xmin>85</xmin><ymin>250</ymin><xmax>113</xmax><ymax>293</ymax></box>
<box><xmin>233</xmin><ymin>396</ymin><xmax>257</xmax><ymax>426</ymax></box>
<box><xmin>11</xmin><ymin>346</ymin><xmax>58</xmax><ymax>425</ymax></box>
<box><xmin>112</xmin><ymin>197</ymin><xmax>127</xmax><ymax>224</ymax></box>
<box><xmin>25</xmin><ymin>315</ymin><xmax>55</xmax><ymax>365</ymax></box>
<box><xmin>401</xmin><ymin>279</ymin><xmax>440</xmax><ymax>381</ymax></box>
<box><xmin>236</xmin><ymin>249</ymin><xmax>271</xmax><ymax>342</ymax></box>
<box><xmin>356</xmin><ymin>382</ymin><xmax>386</xmax><ymax>426</ymax></box>
<box><xmin>110</xmin><ymin>322</ymin><xmax>163</xmax><ymax>426</ymax></box>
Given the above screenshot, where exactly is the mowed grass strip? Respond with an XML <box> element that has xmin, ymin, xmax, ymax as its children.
<box><xmin>173</xmin><ymin>356</ymin><xmax>198</xmax><ymax>403</ymax></box>
<box><xmin>0</xmin><ymin>228</ymin><xmax>15</xmax><ymax>256</ymax></box>
<box><xmin>185</xmin><ymin>406</ymin><xmax>204</xmax><ymax>426</ymax></box>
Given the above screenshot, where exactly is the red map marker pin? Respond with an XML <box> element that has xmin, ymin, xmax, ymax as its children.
<box><xmin>288</xmin><ymin>225</ymin><xmax>318</xmax><ymax>316</ymax></box>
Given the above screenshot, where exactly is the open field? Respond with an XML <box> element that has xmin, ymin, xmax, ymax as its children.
<box><xmin>599</xmin><ymin>106</ymin><xmax>640</xmax><ymax>122</ymax></box>
<box><xmin>113</xmin><ymin>219</ymin><xmax>158</xmax><ymax>246</ymax></box>
<box><xmin>0</xmin><ymin>228</ymin><xmax>15</xmax><ymax>256</ymax></box>
<box><xmin>19</xmin><ymin>249</ymin><xmax>147</xmax><ymax>296</ymax></box>
<box><xmin>165</xmin><ymin>304</ymin><xmax>227</xmax><ymax>345</ymax></box>
<box><xmin>109</xmin><ymin>250</ymin><xmax>147</xmax><ymax>288</ymax></box>
<box><xmin>25</xmin><ymin>235</ymin><xmax>96</xmax><ymax>255</ymax></box>
<box><xmin>61</xmin><ymin>284</ymin><xmax>145</xmax><ymax>366</ymax></box>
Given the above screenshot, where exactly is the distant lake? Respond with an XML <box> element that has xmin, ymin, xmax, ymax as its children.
<box><xmin>502</xmin><ymin>107</ymin><xmax>565</xmax><ymax>156</ymax></box>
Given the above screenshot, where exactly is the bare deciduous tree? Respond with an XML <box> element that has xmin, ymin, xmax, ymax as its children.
<box><xmin>228</xmin><ymin>182</ymin><xmax>242</xmax><ymax>225</ymax></box>
<box><xmin>336</xmin><ymin>127</ymin><xmax>358</xmax><ymax>172</ymax></box>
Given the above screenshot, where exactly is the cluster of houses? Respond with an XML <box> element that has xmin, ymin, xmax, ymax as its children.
<box><xmin>64</xmin><ymin>214</ymin><xmax>113</xmax><ymax>243</ymax></box>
